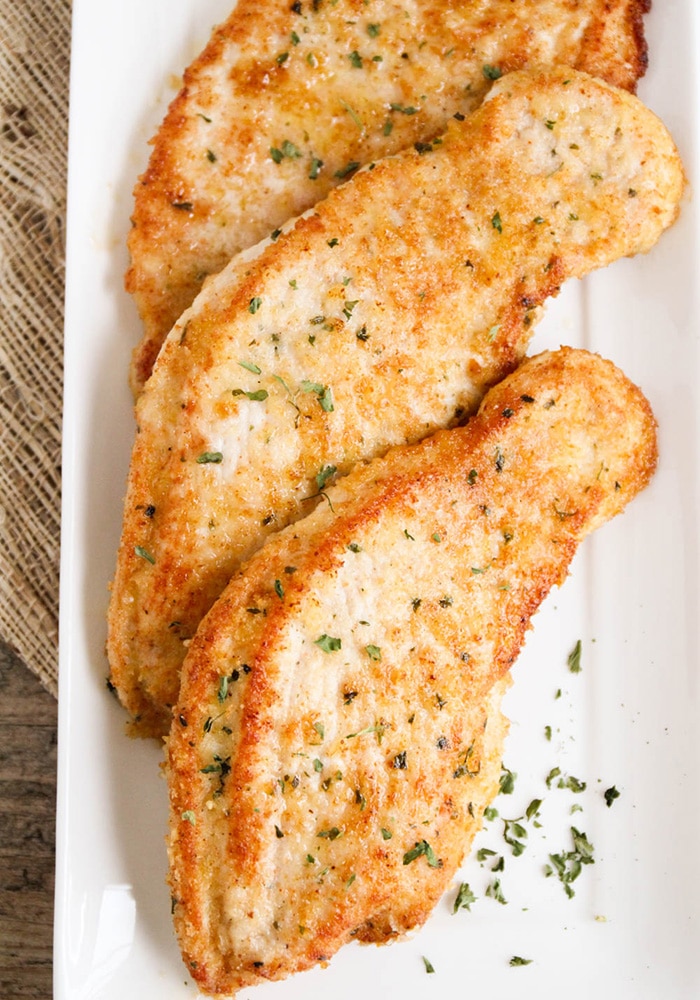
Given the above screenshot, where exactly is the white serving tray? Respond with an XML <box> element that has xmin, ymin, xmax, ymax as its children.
<box><xmin>55</xmin><ymin>2</ymin><xmax>700</xmax><ymax>997</ymax></box>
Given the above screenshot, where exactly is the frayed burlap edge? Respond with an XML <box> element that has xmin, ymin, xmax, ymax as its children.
<box><xmin>0</xmin><ymin>0</ymin><xmax>72</xmax><ymax>697</ymax></box>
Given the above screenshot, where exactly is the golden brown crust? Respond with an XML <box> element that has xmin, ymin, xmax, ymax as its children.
<box><xmin>166</xmin><ymin>347</ymin><xmax>657</xmax><ymax>995</ymax></box>
<box><xmin>126</xmin><ymin>0</ymin><xmax>653</xmax><ymax>392</ymax></box>
<box><xmin>108</xmin><ymin>65</ymin><xmax>683</xmax><ymax>738</ymax></box>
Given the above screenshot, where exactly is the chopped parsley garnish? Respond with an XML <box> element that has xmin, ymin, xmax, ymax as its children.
<box><xmin>232</xmin><ymin>388</ymin><xmax>268</xmax><ymax>401</ymax></box>
<box><xmin>499</xmin><ymin>766</ymin><xmax>516</xmax><ymax>795</ymax></box>
<box><xmin>403</xmin><ymin>839</ymin><xmax>442</xmax><ymax>868</ymax></box>
<box><xmin>567</xmin><ymin>639</ymin><xmax>582</xmax><ymax>673</ymax></box>
<box><xmin>315</xmin><ymin>634</ymin><xmax>342</xmax><ymax>653</ymax></box>
<box><xmin>340</xmin><ymin>99</ymin><xmax>364</xmax><ymax>131</ymax></box>
<box><xmin>348</xmin><ymin>50</ymin><xmax>363</xmax><ymax>68</ymax></box>
<box><xmin>491</xmin><ymin>211</ymin><xmax>503</xmax><ymax>233</ymax></box>
<box><xmin>604</xmin><ymin>785</ymin><xmax>621</xmax><ymax>807</ymax></box>
<box><xmin>546</xmin><ymin>767</ymin><xmax>562</xmax><ymax>789</ymax></box>
<box><xmin>270</xmin><ymin>139</ymin><xmax>302</xmax><ymax>163</ymax></box>
<box><xmin>487</xmin><ymin>324</ymin><xmax>501</xmax><ymax>342</ymax></box>
<box><xmin>301</xmin><ymin>380</ymin><xmax>334</xmax><ymax>412</ymax></box>
<box><xmin>509</xmin><ymin>956</ymin><xmax>533</xmax><ymax>967</ymax></box>
<box><xmin>134</xmin><ymin>545</ymin><xmax>155</xmax><ymax>564</ymax></box>
<box><xmin>453</xmin><ymin>742</ymin><xmax>479</xmax><ymax>778</ymax></box>
<box><xmin>317</xmin><ymin>826</ymin><xmax>342</xmax><ymax>840</ymax></box>
<box><xmin>367</xmin><ymin>22</ymin><xmax>381</xmax><ymax>37</ymax></box>
<box><xmin>217</xmin><ymin>675</ymin><xmax>229</xmax><ymax>703</ymax></box>
<box><xmin>334</xmin><ymin>161</ymin><xmax>361</xmax><ymax>179</ymax></box>
<box><xmin>482</xmin><ymin>64</ymin><xmax>502</xmax><ymax>80</ymax></box>
<box><xmin>557</xmin><ymin>774</ymin><xmax>587</xmax><ymax>793</ymax></box>
<box><xmin>526</xmin><ymin>798</ymin><xmax>542</xmax><ymax>821</ymax></box>
<box><xmin>309</xmin><ymin>157</ymin><xmax>323</xmax><ymax>180</ymax></box>
<box><xmin>196</xmin><ymin>451</ymin><xmax>223</xmax><ymax>464</ymax></box>
<box><xmin>503</xmin><ymin>818</ymin><xmax>528</xmax><ymax>856</ymax></box>
<box><xmin>181</xmin><ymin>810</ymin><xmax>196</xmax><ymax>825</ymax></box>
<box><xmin>365</xmin><ymin>644</ymin><xmax>382</xmax><ymax>661</ymax></box>
<box><xmin>315</xmin><ymin>464</ymin><xmax>337</xmax><ymax>490</ymax></box>
<box><xmin>545</xmin><ymin>827</ymin><xmax>595</xmax><ymax>898</ymax></box>
<box><xmin>485</xmin><ymin>878</ymin><xmax>507</xmax><ymax>904</ymax></box>
<box><xmin>381</xmin><ymin>827</ymin><xmax>393</xmax><ymax>840</ymax></box>
<box><xmin>390</xmin><ymin>102</ymin><xmax>419</xmax><ymax>115</ymax></box>
<box><xmin>453</xmin><ymin>881</ymin><xmax>476</xmax><ymax>912</ymax></box>
<box><xmin>248</xmin><ymin>296</ymin><xmax>262</xmax><ymax>314</ymax></box>
<box><xmin>274</xmin><ymin>579</ymin><xmax>284</xmax><ymax>599</ymax></box>
<box><xmin>238</xmin><ymin>359</ymin><xmax>262</xmax><ymax>374</ymax></box>
<box><xmin>346</xmin><ymin>722</ymin><xmax>386</xmax><ymax>742</ymax></box>
<box><xmin>422</xmin><ymin>956</ymin><xmax>435</xmax><ymax>974</ymax></box>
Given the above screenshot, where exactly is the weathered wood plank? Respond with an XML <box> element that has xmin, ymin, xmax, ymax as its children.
<box><xmin>0</xmin><ymin>724</ymin><xmax>57</xmax><ymax>783</ymax></box>
<box><xmin>0</xmin><ymin>644</ymin><xmax>56</xmax><ymax>1000</ymax></box>
<box><xmin>0</xmin><ymin>968</ymin><xmax>54</xmax><ymax>1000</ymax></box>
<box><xmin>0</xmin><ymin>646</ymin><xmax>58</xmax><ymax>728</ymax></box>
<box><xmin>0</xmin><ymin>811</ymin><xmax>55</xmax><ymax>858</ymax></box>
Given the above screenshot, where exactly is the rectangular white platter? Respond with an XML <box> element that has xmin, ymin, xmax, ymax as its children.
<box><xmin>55</xmin><ymin>2</ymin><xmax>700</xmax><ymax>998</ymax></box>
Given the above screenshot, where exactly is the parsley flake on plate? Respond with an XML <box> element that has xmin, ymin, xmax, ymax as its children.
<box><xmin>453</xmin><ymin>882</ymin><xmax>476</xmax><ymax>913</ymax></box>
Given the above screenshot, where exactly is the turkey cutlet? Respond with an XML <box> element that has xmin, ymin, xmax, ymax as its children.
<box><xmin>126</xmin><ymin>0</ymin><xmax>651</xmax><ymax>391</ymax></box>
<box><xmin>167</xmin><ymin>347</ymin><xmax>657</xmax><ymax>996</ymax></box>
<box><xmin>108</xmin><ymin>66</ymin><xmax>683</xmax><ymax>738</ymax></box>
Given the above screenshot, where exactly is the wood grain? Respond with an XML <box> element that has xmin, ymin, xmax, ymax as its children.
<box><xmin>0</xmin><ymin>641</ymin><xmax>56</xmax><ymax>1000</ymax></box>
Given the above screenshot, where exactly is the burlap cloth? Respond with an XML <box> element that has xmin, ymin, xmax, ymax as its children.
<box><xmin>0</xmin><ymin>1</ymin><xmax>72</xmax><ymax>697</ymax></box>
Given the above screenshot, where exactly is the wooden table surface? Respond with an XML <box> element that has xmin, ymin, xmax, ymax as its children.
<box><xmin>0</xmin><ymin>641</ymin><xmax>56</xmax><ymax>1000</ymax></box>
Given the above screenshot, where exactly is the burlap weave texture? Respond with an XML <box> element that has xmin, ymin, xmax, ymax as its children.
<box><xmin>0</xmin><ymin>1</ymin><xmax>71</xmax><ymax>696</ymax></box>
